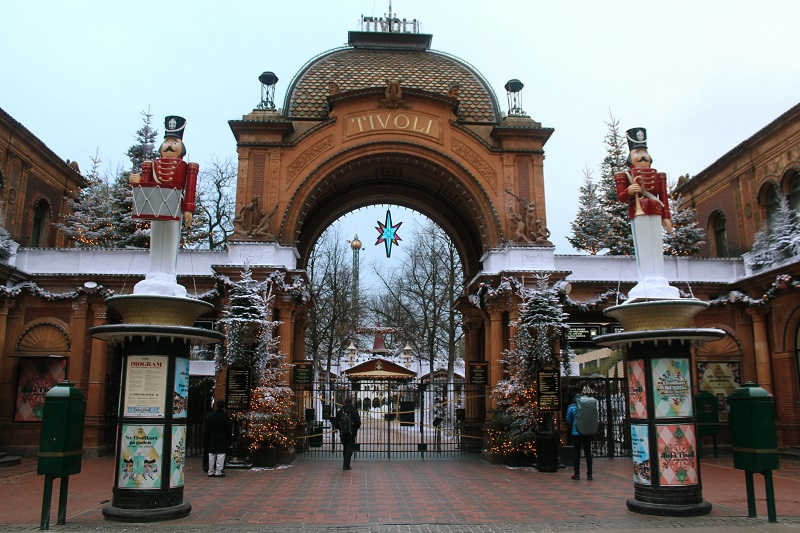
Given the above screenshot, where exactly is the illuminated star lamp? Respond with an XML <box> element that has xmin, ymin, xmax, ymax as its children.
<box><xmin>375</xmin><ymin>209</ymin><xmax>402</xmax><ymax>257</ymax></box>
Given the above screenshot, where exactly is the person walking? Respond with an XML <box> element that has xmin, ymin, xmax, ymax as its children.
<box><xmin>207</xmin><ymin>399</ymin><xmax>231</xmax><ymax>477</ymax></box>
<box><xmin>333</xmin><ymin>397</ymin><xmax>361</xmax><ymax>470</ymax></box>
<box><xmin>565</xmin><ymin>387</ymin><xmax>598</xmax><ymax>480</ymax></box>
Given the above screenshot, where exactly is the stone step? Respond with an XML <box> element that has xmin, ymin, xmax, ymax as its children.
<box><xmin>0</xmin><ymin>454</ymin><xmax>22</xmax><ymax>468</ymax></box>
<box><xmin>779</xmin><ymin>447</ymin><xmax>800</xmax><ymax>462</ymax></box>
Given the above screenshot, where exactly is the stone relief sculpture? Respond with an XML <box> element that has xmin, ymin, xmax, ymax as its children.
<box><xmin>505</xmin><ymin>189</ymin><xmax>545</xmax><ymax>245</ymax></box>
<box><xmin>232</xmin><ymin>195</ymin><xmax>278</xmax><ymax>240</ymax></box>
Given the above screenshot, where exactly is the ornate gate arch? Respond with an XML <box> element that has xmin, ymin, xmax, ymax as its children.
<box><xmin>228</xmin><ymin>24</ymin><xmax>555</xmax><ymax>437</ymax></box>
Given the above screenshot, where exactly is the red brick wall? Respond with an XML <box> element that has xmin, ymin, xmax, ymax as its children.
<box><xmin>694</xmin><ymin>186</ymin><xmax>742</xmax><ymax>256</ymax></box>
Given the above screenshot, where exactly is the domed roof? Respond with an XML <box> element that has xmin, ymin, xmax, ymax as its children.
<box><xmin>285</xmin><ymin>35</ymin><xmax>500</xmax><ymax>123</ymax></box>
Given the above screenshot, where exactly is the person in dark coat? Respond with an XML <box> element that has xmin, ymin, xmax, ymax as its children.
<box><xmin>333</xmin><ymin>397</ymin><xmax>361</xmax><ymax>470</ymax></box>
<box><xmin>207</xmin><ymin>399</ymin><xmax>231</xmax><ymax>477</ymax></box>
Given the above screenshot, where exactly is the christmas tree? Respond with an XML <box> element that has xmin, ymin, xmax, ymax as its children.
<box><xmin>746</xmin><ymin>198</ymin><xmax>800</xmax><ymax>272</ymax></box>
<box><xmin>487</xmin><ymin>276</ymin><xmax>573</xmax><ymax>455</ymax></box>
<box><xmin>568</xmin><ymin>169</ymin><xmax>610</xmax><ymax>254</ymax></box>
<box><xmin>664</xmin><ymin>179</ymin><xmax>705</xmax><ymax>256</ymax></box>
<box><xmin>218</xmin><ymin>265</ymin><xmax>269</xmax><ymax>369</ymax></box>
<box><xmin>596</xmin><ymin>114</ymin><xmax>634</xmax><ymax>255</ymax></box>
<box><xmin>55</xmin><ymin>154</ymin><xmax>116</xmax><ymax>247</ymax></box>
<box><xmin>218</xmin><ymin>266</ymin><xmax>296</xmax><ymax>454</ymax></box>
<box><xmin>0</xmin><ymin>226</ymin><xmax>16</xmax><ymax>263</ymax></box>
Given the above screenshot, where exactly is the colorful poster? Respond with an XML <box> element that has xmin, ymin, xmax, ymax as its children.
<box><xmin>170</xmin><ymin>425</ymin><xmax>186</xmax><ymax>488</ymax></box>
<box><xmin>697</xmin><ymin>361</ymin><xmax>741</xmax><ymax>423</ymax></box>
<box><xmin>627</xmin><ymin>359</ymin><xmax>647</xmax><ymax>419</ymax></box>
<box><xmin>123</xmin><ymin>355</ymin><xmax>168</xmax><ymax>418</ymax></box>
<box><xmin>630</xmin><ymin>424</ymin><xmax>651</xmax><ymax>485</ymax></box>
<box><xmin>173</xmin><ymin>357</ymin><xmax>190</xmax><ymax>418</ymax></box>
<box><xmin>652</xmin><ymin>358</ymin><xmax>692</xmax><ymax>418</ymax></box>
<box><xmin>15</xmin><ymin>358</ymin><xmax>67</xmax><ymax>422</ymax></box>
<box><xmin>118</xmin><ymin>425</ymin><xmax>163</xmax><ymax>489</ymax></box>
<box><xmin>656</xmin><ymin>424</ymin><xmax>698</xmax><ymax>486</ymax></box>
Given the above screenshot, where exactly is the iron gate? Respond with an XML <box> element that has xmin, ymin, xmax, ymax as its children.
<box><xmin>563</xmin><ymin>376</ymin><xmax>630</xmax><ymax>458</ymax></box>
<box><xmin>293</xmin><ymin>379</ymin><xmax>485</xmax><ymax>459</ymax></box>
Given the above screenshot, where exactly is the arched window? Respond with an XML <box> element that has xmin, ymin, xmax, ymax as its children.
<box><xmin>30</xmin><ymin>198</ymin><xmax>50</xmax><ymax>247</ymax></box>
<box><xmin>765</xmin><ymin>183</ymin><xmax>782</xmax><ymax>228</ymax></box>
<box><xmin>713</xmin><ymin>211</ymin><xmax>729</xmax><ymax>258</ymax></box>
<box><xmin>789</xmin><ymin>172</ymin><xmax>800</xmax><ymax>212</ymax></box>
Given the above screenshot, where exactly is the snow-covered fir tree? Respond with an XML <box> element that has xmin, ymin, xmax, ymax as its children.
<box><xmin>515</xmin><ymin>275</ymin><xmax>574</xmax><ymax>376</ymax></box>
<box><xmin>746</xmin><ymin>198</ymin><xmax>800</xmax><ymax>272</ymax></box>
<box><xmin>108</xmin><ymin>111</ymin><xmax>158</xmax><ymax>248</ymax></box>
<box><xmin>568</xmin><ymin>169</ymin><xmax>610</xmax><ymax>254</ymax></box>
<box><xmin>596</xmin><ymin>114</ymin><xmax>634</xmax><ymax>255</ymax></box>
<box><xmin>218</xmin><ymin>266</ymin><xmax>296</xmax><ymax>453</ymax></box>
<box><xmin>55</xmin><ymin>154</ymin><xmax>117</xmax><ymax>247</ymax></box>
<box><xmin>219</xmin><ymin>265</ymin><xmax>269</xmax><ymax>368</ymax></box>
<box><xmin>126</xmin><ymin>108</ymin><xmax>159</xmax><ymax>173</ymax></box>
<box><xmin>664</xmin><ymin>179</ymin><xmax>705</xmax><ymax>256</ymax></box>
<box><xmin>487</xmin><ymin>275</ymin><xmax>573</xmax><ymax>454</ymax></box>
<box><xmin>0</xmin><ymin>226</ymin><xmax>15</xmax><ymax>263</ymax></box>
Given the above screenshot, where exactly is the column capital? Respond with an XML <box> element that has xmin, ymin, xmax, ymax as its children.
<box><xmin>72</xmin><ymin>296</ymin><xmax>89</xmax><ymax>319</ymax></box>
<box><xmin>746</xmin><ymin>306</ymin><xmax>769</xmax><ymax>320</ymax></box>
<box><xmin>92</xmin><ymin>304</ymin><xmax>107</xmax><ymax>322</ymax></box>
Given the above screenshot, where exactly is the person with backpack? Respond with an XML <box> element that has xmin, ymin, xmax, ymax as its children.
<box><xmin>565</xmin><ymin>387</ymin><xmax>598</xmax><ymax>480</ymax></box>
<box><xmin>333</xmin><ymin>396</ymin><xmax>361</xmax><ymax>470</ymax></box>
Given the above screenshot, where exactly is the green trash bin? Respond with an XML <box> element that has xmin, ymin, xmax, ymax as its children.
<box><xmin>37</xmin><ymin>381</ymin><xmax>86</xmax><ymax>477</ymax></box>
<box><xmin>729</xmin><ymin>383</ymin><xmax>778</xmax><ymax>472</ymax></box>
<box><xmin>728</xmin><ymin>381</ymin><xmax>779</xmax><ymax>522</ymax></box>
<box><xmin>536</xmin><ymin>430</ymin><xmax>559</xmax><ymax>472</ymax></box>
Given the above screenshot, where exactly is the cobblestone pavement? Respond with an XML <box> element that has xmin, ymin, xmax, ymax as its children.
<box><xmin>2</xmin><ymin>454</ymin><xmax>799</xmax><ymax>532</ymax></box>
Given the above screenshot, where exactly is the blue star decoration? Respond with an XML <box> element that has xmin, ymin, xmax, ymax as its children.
<box><xmin>375</xmin><ymin>209</ymin><xmax>402</xmax><ymax>257</ymax></box>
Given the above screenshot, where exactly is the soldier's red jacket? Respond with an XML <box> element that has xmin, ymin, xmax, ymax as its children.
<box><xmin>139</xmin><ymin>157</ymin><xmax>199</xmax><ymax>213</ymax></box>
<box><xmin>614</xmin><ymin>167</ymin><xmax>671</xmax><ymax>221</ymax></box>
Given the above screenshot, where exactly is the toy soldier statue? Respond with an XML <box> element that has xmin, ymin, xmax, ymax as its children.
<box><xmin>614</xmin><ymin>128</ymin><xmax>679</xmax><ymax>302</ymax></box>
<box><xmin>129</xmin><ymin>116</ymin><xmax>199</xmax><ymax>297</ymax></box>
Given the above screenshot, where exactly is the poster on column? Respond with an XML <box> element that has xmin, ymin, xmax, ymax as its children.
<box><xmin>697</xmin><ymin>361</ymin><xmax>741</xmax><ymax>423</ymax></box>
<box><xmin>627</xmin><ymin>359</ymin><xmax>647</xmax><ymax>419</ymax></box>
<box><xmin>15</xmin><ymin>357</ymin><xmax>67</xmax><ymax>422</ymax></box>
<box><xmin>652</xmin><ymin>358</ymin><xmax>692</xmax><ymax>417</ymax></box>
<box><xmin>656</xmin><ymin>424</ymin><xmax>698</xmax><ymax>486</ymax></box>
<box><xmin>630</xmin><ymin>424</ymin><xmax>651</xmax><ymax>485</ymax></box>
<box><xmin>118</xmin><ymin>425</ymin><xmax>163</xmax><ymax>489</ymax></box>
<box><xmin>173</xmin><ymin>357</ymin><xmax>190</xmax><ymax>418</ymax></box>
<box><xmin>123</xmin><ymin>355</ymin><xmax>168</xmax><ymax>418</ymax></box>
<box><xmin>170</xmin><ymin>425</ymin><xmax>186</xmax><ymax>488</ymax></box>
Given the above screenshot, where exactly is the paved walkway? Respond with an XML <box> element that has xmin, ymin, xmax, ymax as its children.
<box><xmin>1</xmin><ymin>453</ymin><xmax>799</xmax><ymax>532</ymax></box>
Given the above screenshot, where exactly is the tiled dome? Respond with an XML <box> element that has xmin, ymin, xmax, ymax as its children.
<box><xmin>286</xmin><ymin>45</ymin><xmax>500</xmax><ymax>123</ymax></box>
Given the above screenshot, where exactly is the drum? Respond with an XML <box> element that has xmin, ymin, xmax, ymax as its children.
<box><xmin>132</xmin><ymin>184</ymin><xmax>183</xmax><ymax>220</ymax></box>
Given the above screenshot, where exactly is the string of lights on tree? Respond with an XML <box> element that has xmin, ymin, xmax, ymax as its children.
<box><xmin>486</xmin><ymin>275</ymin><xmax>574</xmax><ymax>456</ymax></box>
<box><xmin>216</xmin><ymin>265</ymin><xmax>297</xmax><ymax>454</ymax></box>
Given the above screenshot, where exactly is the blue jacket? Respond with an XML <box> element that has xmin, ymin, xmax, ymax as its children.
<box><xmin>565</xmin><ymin>402</ymin><xmax>580</xmax><ymax>436</ymax></box>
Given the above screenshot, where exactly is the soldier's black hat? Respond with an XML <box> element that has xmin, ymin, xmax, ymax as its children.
<box><xmin>626</xmin><ymin>127</ymin><xmax>647</xmax><ymax>150</ymax></box>
<box><xmin>164</xmin><ymin>116</ymin><xmax>186</xmax><ymax>139</ymax></box>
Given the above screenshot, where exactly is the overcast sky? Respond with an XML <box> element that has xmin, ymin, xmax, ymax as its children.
<box><xmin>3</xmin><ymin>0</ymin><xmax>799</xmax><ymax>258</ymax></box>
